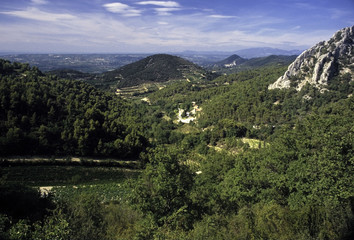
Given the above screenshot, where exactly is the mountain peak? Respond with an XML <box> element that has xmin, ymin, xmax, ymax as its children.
<box><xmin>269</xmin><ymin>26</ymin><xmax>354</xmax><ymax>91</ymax></box>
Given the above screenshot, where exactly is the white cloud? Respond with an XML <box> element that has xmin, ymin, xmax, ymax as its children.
<box><xmin>208</xmin><ymin>14</ymin><xmax>237</xmax><ymax>19</ymax></box>
<box><xmin>31</xmin><ymin>0</ymin><xmax>48</xmax><ymax>5</ymax></box>
<box><xmin>137</xmin><ymin>1</ymin><xmax>180</xmax><ymax>8</ymax></box>
<box><xmin>294</xmin><ymin>2</ymin><xmax>317</xmax><ymax>10</ymax></box>
<box><xmin>103</xmin><ymin>2</ymin><xmax>142</xmax><ymax>17</ymax></box>
<box><xmin>154</xmin><ymin>7</ymin><xmax>180</xmax><ymax>16</ymax></box>
<box><xmin>0</xmin><ymin>7</ymin><xmax>76</xmax><ymax>22</ymax></box>
<box><xmin>0</xmin><ymin>1</ymin><xmax>337</xmax><ymax>53</ymax></box>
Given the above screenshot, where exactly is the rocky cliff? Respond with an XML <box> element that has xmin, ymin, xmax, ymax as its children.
<box><xmin>269</xmin><ymin>26</ymin><xmax>354</xmax><ymax>91</ymax></box>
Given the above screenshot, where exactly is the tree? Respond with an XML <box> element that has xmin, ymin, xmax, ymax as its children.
<box><xmin>132</xmin><ymin>146</ymin><xmax>195</xmax><ymax>230</ymax></box>
<box><xmin>33</xmin><ymin>212</ymin><xmax>70</xmax><ymax>240</ymax></box>
<box><xmin>60</xmin><ymin>193</ymin><xmax>106</xmax><ymax>240</ymax></box>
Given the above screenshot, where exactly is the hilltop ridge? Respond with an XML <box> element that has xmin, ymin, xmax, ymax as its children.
<box><xmin>210</xmin><ymin>54</ymin><xmax>297</xmax><ymax>73</ymax></box>
<box><xmin>101</xmin><ymin>54</ymin><xmax>208</xmax><ymax>88</ymax></box>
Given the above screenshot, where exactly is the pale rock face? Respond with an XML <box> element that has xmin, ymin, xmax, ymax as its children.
<box><xmin>269</xmin><ymin>26</ymin><xmax>354</xmax><ymax>91</ymax></box>
<box><xmin>224</xmin><ymin>60</ymin><xmax>237</xmax><ymax>68</ymax></box>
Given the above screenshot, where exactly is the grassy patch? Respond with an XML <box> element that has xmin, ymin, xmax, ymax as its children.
<box><xmin>175</xmin><ymin>124</ymin><xmax>201</xmax><ymax>134</ymax></box>
<box><xmin>1</xmin><ymin>165</ymin><xmax>140</xmax><ymax>186</ymax></box>
<box><xmin>242</xmin><ymin>138</ymin><xmax>268</xmax><ymax>148</ymax></box>
<box><xmin>51</xmin><ymin>183</ymin><xmax>131</xmax><ymax>203</ymax></box>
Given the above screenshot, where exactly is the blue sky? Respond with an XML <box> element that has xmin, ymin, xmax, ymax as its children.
<box><xmin>0</xmin><ymin>0</ymin><xmax>353</xmax><ymax>53</ymax></box>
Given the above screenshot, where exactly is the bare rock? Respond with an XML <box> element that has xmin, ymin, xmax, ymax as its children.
<box><xmin>269</xmin><ymin>26</ymin><xmax>354</xmax><ymax>91</ymax></box>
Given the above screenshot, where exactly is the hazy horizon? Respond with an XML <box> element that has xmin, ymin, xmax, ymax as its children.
<box><xmin>0</xmin><ymin>47</ymin><xmax>303</xmax><ymax>56</ymax></box>
<box><xmin>1</xmin><ymin>0</ymin><xmax>353</xmax><ymax>53</ymax></box>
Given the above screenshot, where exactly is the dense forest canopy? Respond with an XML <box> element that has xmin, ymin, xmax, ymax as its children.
<box><xmin>0</xmin><ymin>56</ymin><xmax>353</xmax><ymax>240</ymax></box>
<box><xmin>0</xmin><ymin>59</ymin><xmax>148</xmax><ymax>158</ymax></box>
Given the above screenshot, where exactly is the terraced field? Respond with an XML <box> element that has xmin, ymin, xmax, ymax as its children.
<box><xmin>0</xmin><ymin>157</ymin><xmax>140</xmax><ymax>186</ymax></box>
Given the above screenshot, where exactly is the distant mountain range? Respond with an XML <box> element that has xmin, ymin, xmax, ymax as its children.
<box><xmin>0</xmin><ymin>47</ymin><xmax>302</xmax><ymax>73</ymax></box>
<box><xmin>233</xmin><ymin>47</ymin><xmax>302</xmax><ymax>58</ymax></box>
<box><xmin>181</xmin><ymin>47</ymin><xmax>302</xmax><ymax>59</ymax></box>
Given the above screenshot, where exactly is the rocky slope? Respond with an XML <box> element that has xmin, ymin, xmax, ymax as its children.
<box><xmin>269</xmin><ymin>26</ymin><xmax>354</xmax><ymax>91</ymax></box>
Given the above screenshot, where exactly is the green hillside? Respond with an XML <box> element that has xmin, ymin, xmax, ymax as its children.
<box><xmin>0</xmin><ymin>59</ymin><xmax>147</xmax><ymax>158</ymax></box>
<box><xmin>101</xmin><ymin>54</ymin><xmax>210</xmax><ymax>88</ymax></box>
<box><xmin>242</xmin><ymin>55</ymin><xmax>297</xmax><ymax>67</ymax></box>
<box><xmin>213</xmin><ymin>54</ymin><xmax>247</xmax><ymax>67</ymax></box>
<box><xmin>211</xmin><ymin>54</ymin><xmax>297</xmax><ymax>74</ymax></box>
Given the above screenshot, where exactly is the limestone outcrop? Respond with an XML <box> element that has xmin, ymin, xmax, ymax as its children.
<box><xmin>269</xmin><ymin>26</ymin><xmax>354</xmax><ymax>91</ymax></box>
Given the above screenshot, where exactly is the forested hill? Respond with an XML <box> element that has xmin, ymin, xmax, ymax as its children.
<box><xmin>0</xmin><ymin>59</ymin><xmax>148</xmax><ymax>158</ymax></box>
<box><xmin>213</xmin><ymin>54</ymin><xmax>247</xmax><ymax>67</ymax></box>
<box><xmin>101</xmin><ymin>54</ymin><xmax>209</xmax><ymax>88</ymax></box>
<box><xmin>210</xmin><ymin>54</ymin><xmax>297</xmax><ymax>73</ymax></box>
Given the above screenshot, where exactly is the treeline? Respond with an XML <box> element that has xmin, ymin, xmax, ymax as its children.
<box><xmin>0</xmin><ymin>59</ymin><xmax>147</xmax><ymax>158</ymax></box>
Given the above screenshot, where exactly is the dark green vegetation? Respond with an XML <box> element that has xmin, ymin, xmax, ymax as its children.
<box><xmin>1</xmin><ymin>56</ymin><xmax>353</xmax><ymax>239</ymax></box>
<box><xmin>1</xmin><ymin>163</ymin><xmax>139</xmax><ymax>186</ymax></box>
<box><xmin>0</xmin><ymin>59</ymin><xmax>148</xmax><ymax>158</ymax></box>
<box><xmin>46</xmin><ymin>69</ymin><xmax>92</xmax><ymax>81</ymax></box>
<box><xmin>101</xmin><ymin>54</ymin><xmax>213</xmax><ymax>88</ymax></box>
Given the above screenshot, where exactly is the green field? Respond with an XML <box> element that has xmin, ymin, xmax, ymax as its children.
<box><xmin>1</xmin><ymin>165</ymin><xmax>140</xmax><ymax>186</ymax></box>
<box><xmin>1</xmin><ymin>164</ymin><xmax>141</xmax><ymax>205</ymax></box>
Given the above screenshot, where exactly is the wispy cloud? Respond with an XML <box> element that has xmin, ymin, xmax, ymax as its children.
<box><xmin>136</xmin><ymin>1</ymin><xmax>181</xmax><ymax>16</ymax></box>
<box><xmin>208</xmin><ymin>14</ymin><xmax>237</xmax><ymax>19</ymax></box>
<box><xmin>137</xmin><ymin>1</ymin><xmax>180</xmax><ymax>8</ymax></box>
<box><xmin>0</xmin><ymin>7</ymin><xmax>76</xmax><ymax>22</ymax></box>
<box><xmin>294</xmin><ymin>2</ymin><xmax>317</xmax><ymax>10</ymax></box>
<box><xmin>154</xmin><ymin>7</ymin><xmax>180</xmax><ymax>16</ymax></box>
<box><xmin>103</xmin><ymin>2</ymin><xmax>142</xmax><ymax>17</ymax></box>
<box><xmin>31</xmin><ymin>0</ymin><xmax>48</xmax><ymax>5</ymax></box>
<box><xmin>329</xmin><ymin>8</ymin><xmax>351</xmax><ymax>19</ymax></box>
